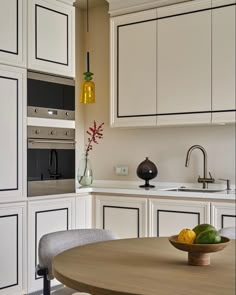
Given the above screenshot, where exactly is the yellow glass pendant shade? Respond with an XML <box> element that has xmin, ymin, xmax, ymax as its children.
<box><xmin>80</xmin><ymin>80</ymin><xmax>95</xmax><ymax>104</ymax></box>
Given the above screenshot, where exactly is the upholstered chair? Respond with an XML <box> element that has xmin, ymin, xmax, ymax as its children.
<box><xmin>218</xmin><ymin>227</ymin><xmax>236</xmax><ymax>239</ymax></box>
<box><xmin>37</xmin><ymin>228</ymin><xmax>119</xmax><ymax>295</ymax></box>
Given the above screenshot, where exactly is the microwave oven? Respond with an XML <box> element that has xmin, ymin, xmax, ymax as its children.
<box><xmin>27</xmin><ymin>71</ymin><xmax>75</xmax><ymax>120</ymax></box>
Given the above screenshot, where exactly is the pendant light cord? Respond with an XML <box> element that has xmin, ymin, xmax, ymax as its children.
<box><xmin>86</xmin><ymin>0</ymin><xmax>90</xmax><ymax>72</ymax></box>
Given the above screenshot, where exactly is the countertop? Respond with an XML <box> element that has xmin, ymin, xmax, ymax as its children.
<box><xmin>76</xmin><ymin>180</ymin><xmax>236</xmax><ymax>201</ymax></box>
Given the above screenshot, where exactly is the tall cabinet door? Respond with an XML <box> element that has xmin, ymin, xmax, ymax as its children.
<box><xmin>157</xmin><ymin>1</ymin><xmax>212</xmax><ymax>125</ymax></box>
<box><xmin>28</xmin><ymin>0</ymin><xmax>75</xmax><ymax>77</ymax></box>
<box><xmin>212</xmin><ymin>0</ymin><xmax>236</xmax><ymax>123</ymax></box>
<box><xmin>0</xmin><ymin>202</ymin><xmax>26</xmax><ymax>295</ymax></box>
<box><xmin>110</xmin><ymin>10</ymin><xmax>157</xmax><ymax>127</ymax></box>
<box><xmin>27</xmin><ymin>197</ymin><xmax>75</xmax><ymax>293</ymax></box>
<box><xmin>0</xmin><ymin>0</ymin><xmax>27</xmax><ymax>67</ymax></box>
<box><xmin>0</xmin><ymin>65</ymin><xmax>26</xmax><ymax>199</ymax></box>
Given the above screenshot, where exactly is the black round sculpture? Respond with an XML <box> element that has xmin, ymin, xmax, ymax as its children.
<box><xmin>136</xmin><ymin>157</ymin><xmax>158</xmax><ymax>188</ymax></box>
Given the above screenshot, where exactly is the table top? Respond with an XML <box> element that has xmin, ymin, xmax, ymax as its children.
<box><xmin>53</xmin><ymin>237</ymin><xmax>235</xmax><ymax>295</ymax></box>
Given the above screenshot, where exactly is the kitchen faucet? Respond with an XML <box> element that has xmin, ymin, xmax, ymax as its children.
<box><xmin>185</xmin><ymin>145</ymin><xmax>215</xmax><ymax>188</ymax></box>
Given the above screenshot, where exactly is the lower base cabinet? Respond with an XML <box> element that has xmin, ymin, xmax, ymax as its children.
<box><xmin>0</xmin><ymin>202</ymin><xmax>26</xmax><ymax>295</ymax></box>
<box><xmin>95</xmin><ymin>195</ymin><xmax>148</xmax><ymax>238</ymax></box>
<box><xmin>149</xmin><ymin>199</ymin><xmax>211</xmax><ymax>237</ymax></box>
<box><xmin>211</xmin><ymin>202</ymin><xmax>236</xmax><ymax>229</ymax></box>
<box><xmin>27</xmin><ymin>197</ymin><xmax>75</xmax><ymax>294</ymax></box>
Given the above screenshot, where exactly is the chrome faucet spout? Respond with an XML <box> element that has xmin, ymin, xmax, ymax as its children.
<box><xmin>185</xmin><ymin>145</ymin><xmax>214</xmax><ymax>189</ymax></box>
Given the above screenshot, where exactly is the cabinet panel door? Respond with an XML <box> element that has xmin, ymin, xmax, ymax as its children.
<box><xmin>95</xmin><ymin>195</ymin><xmax>148</xmax><ymax>238</ymax></box>
<box><xmin>0</xmin><ymin>65</ymin><xmax>26</xmax><ymax>198</ymax></box>
<box><xmin>211</xmin><ymin>202</ymin><xmax>236</xmax><ymax>229</ymax></box>
<box><xmin>149</xmin><ymin>199</ymin><xmax>210</xmax><ymax>237</ymax></box>
<box><xmin>157</xmin><ymin>1</ymin><xmax>211</xmax><ymax>125</ymax></box>
<box><xmin>110</xmin><ymin>10</ymin><xmax>157</xmax><ymax>127</ymax></box>
<box><xmin>0</xmin><ymin>0</ymin><xmax>26</xmax><ymax>67</ymax></box>
<box><xmin>0</xmin><ymin>203</ymin><xmax>26</xmax><ymax>295</ymax></box>
<box><xmin>28</xmin><ymin>0</ymin><xmax>75</xmax><ymax>77</ymax></box>
<box><xmin>27</xmin><ymin>197</ymin><xmax>75</xmax><ymax>293</ymax></box>
<box><xmin>212</xmin><ymin>0</ymin><xmax>236</xmax><ymax>123</ymax></box>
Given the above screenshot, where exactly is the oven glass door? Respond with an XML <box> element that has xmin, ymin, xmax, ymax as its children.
<box><xmin>27</xmin><ymin>139</ymin><xmax>75</xmax><ymax>197</ymax></box>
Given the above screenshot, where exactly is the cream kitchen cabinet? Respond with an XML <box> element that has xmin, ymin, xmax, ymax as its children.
<box><xmin>95</xmin><ymin>195</ymin><xmax>148</xmax><ymax>238</ymax></box>
<box><xmin>28</xmin><ymin>0</ymin><xmax>75</xmax><ymax>77</ymax></box>
<box><xmin>212</xmin><ymin>0</ymin><xmax>236</xmax><ymax>124</ymax></box>
<box><xmin>27</xmin><ymin>197</ymin><xmax>75</xmax><ymax>293</ymax></box>
<box><xmin>110</xmin><ymin>0</ymin><xmax>235</xmax><ymax>128</ymax></box>
<box><xmin>0</xmin><ymin>202</ymin><xmax>26</xmax><ymax>295</ymax></box>
<box><xmin>76</xmin><ymin>194</ymin><xmax>93</xmax><ymax>229</ymax></box>
<box><xmin>211</xmin><ymin>201</ymin><xmax>236</xmax><ymax>229</ymax></box>
<box><xmin>110</xmin><ymin>9</ymin><xmax>157</xmax><ymax>127</ymax></box>
<box><xmin>0</xmin><ymin>65</ymin><xmax>26</xmax><ymax>199</ymax></box>
<box><xmin>156</xmin><ymin>0</ymin><xmax>212</xmax><ymax>126</ymax></box>
<box><xmin>0</xmin><ymin>0</ymin><xmax>27</xmax><ymax>68</ymax></box>
<box><xmin>149</xmin><ymin>198</ymin><xmax>211</xmax><ymax>237</ymax></box>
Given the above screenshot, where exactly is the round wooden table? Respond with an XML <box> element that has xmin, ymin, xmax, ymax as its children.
<box><xmin>53</xmin><ymin>237</ymin><xmax>235</xmax><ymax>295</ymax></box>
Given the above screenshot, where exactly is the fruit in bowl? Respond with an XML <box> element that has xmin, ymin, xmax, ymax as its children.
<box><xmin>177</xmin><ymin>224</ymin><xmax>221</xmax><ymax>244</ymax></box>
<box><xmin>169</xmin><ymin>223</ymin><xmax>231</xmax><ymax>266</ymax></box>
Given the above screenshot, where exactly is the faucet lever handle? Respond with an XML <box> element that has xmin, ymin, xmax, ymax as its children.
<box><xmin>209</xmin><ymin>172</ymin><xmax>213</xmax><ymax>179</ymax></box>
<box><xmin>219</xmin><ymin>178</ymin><xmax>231</xmax><ymax>190</ymax></box>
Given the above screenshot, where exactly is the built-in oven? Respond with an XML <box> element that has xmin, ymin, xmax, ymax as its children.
<box><xmin>27</xmin><ymin>71</ymin><xmax>75</xmax><ymax>120</ymax></box>
<box><xmin>27</xmin><ymin>126</ymin><xmax>75</xmax><ymax>197</ymax></box>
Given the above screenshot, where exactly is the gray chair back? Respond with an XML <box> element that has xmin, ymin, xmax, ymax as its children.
<box><xmin>218</xmin><ymin>227</ymin><xmax>236</xmax><ymax>239</ymax></box>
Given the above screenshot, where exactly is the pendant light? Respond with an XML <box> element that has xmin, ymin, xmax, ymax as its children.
<box><xmin>80</xmin><ymin>0</ymin><xmax>95</xmax><ymax>104</ymax></box>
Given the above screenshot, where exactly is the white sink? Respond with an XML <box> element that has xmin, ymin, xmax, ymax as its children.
<box><xmin>165</xmin><ymin>187</ymin><xmax>226</xmax><ymax>193</ymax></box>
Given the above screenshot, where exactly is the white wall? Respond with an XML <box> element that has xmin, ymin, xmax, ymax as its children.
<box><xmin>75</xmin><ymin>2</ymin><xmax>235</xmax><ymax>185</ymax></box>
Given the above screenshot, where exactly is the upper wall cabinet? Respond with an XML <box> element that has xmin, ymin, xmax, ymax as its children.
<box><xmin>212</xmin><ymin>0</ymin><xmax>236</xmax><ymax>123</ymax></box>
<box><xmin>110</xmin><ymin>9</ymin><xmax>157</xmax><ymax>127</ymax></box>
<box><xmin>110</xmin><ymin>0</ymin><xmax>236</xmax><ymax>127</ymax></box>
<box><xmin>0</xmin><ymin>0</ymin><xmax>27</xmax><ymax>67</ymax></box>
<box><xmin>157</xmin><ymin>0</ymin><xmax>212</xmax><ymax>126</ymax></box>
<box><xmin>28</xmin><ymin>0</ymin><xmax>75</xmax><ymax>77</ymax></box>
<box><xmin>0</xmin><ymin>65</ymin><xmax>26</xmax><ymax>199</ymax></box>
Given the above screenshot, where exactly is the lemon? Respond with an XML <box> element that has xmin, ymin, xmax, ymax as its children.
<box><xmin>178</xmin><ymin>228</ymin><xmax>196</xmax><ymax>244</ymax></box>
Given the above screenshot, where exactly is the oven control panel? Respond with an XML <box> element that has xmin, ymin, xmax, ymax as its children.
<box><xmin>27</xmin><ymin>126</ymin><xmax>75</xmax><ymax>140</ymax></box>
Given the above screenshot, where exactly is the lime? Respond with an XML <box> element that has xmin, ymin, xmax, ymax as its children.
<box><xmin>192</xmin><ymin>224</ymin><xmax>216</xmax><ymax>236</ymax></box>
<box><xmin>195</xmin><ymin>229</ymin><xmax>221</xmax><ymax>244</ymax></box>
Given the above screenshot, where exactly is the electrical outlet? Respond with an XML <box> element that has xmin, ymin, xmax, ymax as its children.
<box><xmin>115</xmin><ymin>165</ymin><xmax>128</xmax><ymax>176</ymax></box>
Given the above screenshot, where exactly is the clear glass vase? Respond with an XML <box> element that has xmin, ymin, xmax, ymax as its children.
<box><xmin>77</xmin><ymin>155</ymin><xmax>93</xmax><ymax>186</ymax></box>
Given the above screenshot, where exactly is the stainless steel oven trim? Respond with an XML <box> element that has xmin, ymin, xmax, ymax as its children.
<box><xmin>27</xmin><ymin>71</ymin><xmax>75</xmax><ymax>86</ymax></box>
<box><xmin>27</xmin><ymin>139</ymin><xmax>76</xmax><ymax>150</ymax></box>
<box><xmin>27</xmin><ymin>106</ymin><xmax>75</xmax><ymax>120</ymax></box>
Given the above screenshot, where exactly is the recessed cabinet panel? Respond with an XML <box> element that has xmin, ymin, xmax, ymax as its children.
<box><xmin>118</xmin><ymin>21</ymin><xmax>157</xmax><ymax>117</ymax></box>
<box><xmin>0</xmin><ymin>215</ymin><xmax>18</xmax><ymax>289</ymax></box>
<box><xmin>0</xmin><ymin>65</ymin><xmax>26</xmax><ymax>198</ymax></box>
<box><xmin>157</xmin><ymin>4</ymin><xmax>211</xmax><ymax>125</ymax></box>
<box><xmin>28</xmin><ymin>0</ymin><xmax>75</xmax><ymax>77</ymax></box>
<box><xmin>212</xmin><ymin>1</ymin><xmax>236</xmax><ymax>123</ymax></box>
<box><xmin>103</xmin><ymin>206</ymin><xmax>139</xmax><ymax>238</ymax></box>
<box><xmin>0</xmin><ymin>77</ymin><xmax>17</xmax><ymax>190</ymax></box>
<box><xmin>110</xmin><ymin>10</ymin><xmax>157</xmax><ymax>127</ymax></box>
<box><xmin>0</xmin><ymin>203</ymin><xmax>26</xmax><ymax>295</ymax></box>
<box><xmin>149</xmin><ymin>199</ymin><xmax>210</xmax><ymax>237</ymax></box>
<box><xmin>95</xmin><ymin>195</ymin><xmax>148</xmax><ymax>238</ymax></box>
<box><xmin>157</xmin><ymin>210</ymin><xmax>199</xmax><ymax>237</ymax></box>
<box><xmin>36</xmin><ymin>5</ymin><xmax>68</xmax><ymax>65</ymax></box>
<box><xmin>211</xmin><ymin>202</ymin><xmax>236</xmax><ymax>229</ymax></box>
<box><xmin>0</xmin><ymin>0</ymin><xmax>26</xmax><ymax>67</ymax></box>
<box><xmin>0</xmin><ymin>0</ymin><xmax>18</xmax><ymax>54</ymax></box>
<box><xmin>27</xmin><ymin>198</ymin><xmax>75</xmax><ymax>293</ymax></box>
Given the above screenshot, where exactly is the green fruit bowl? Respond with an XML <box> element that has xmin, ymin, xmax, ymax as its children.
<box><xmin>168</xmin><ymin>235</ymin><xmax>230</xmax><ymax>266</ymax></box>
